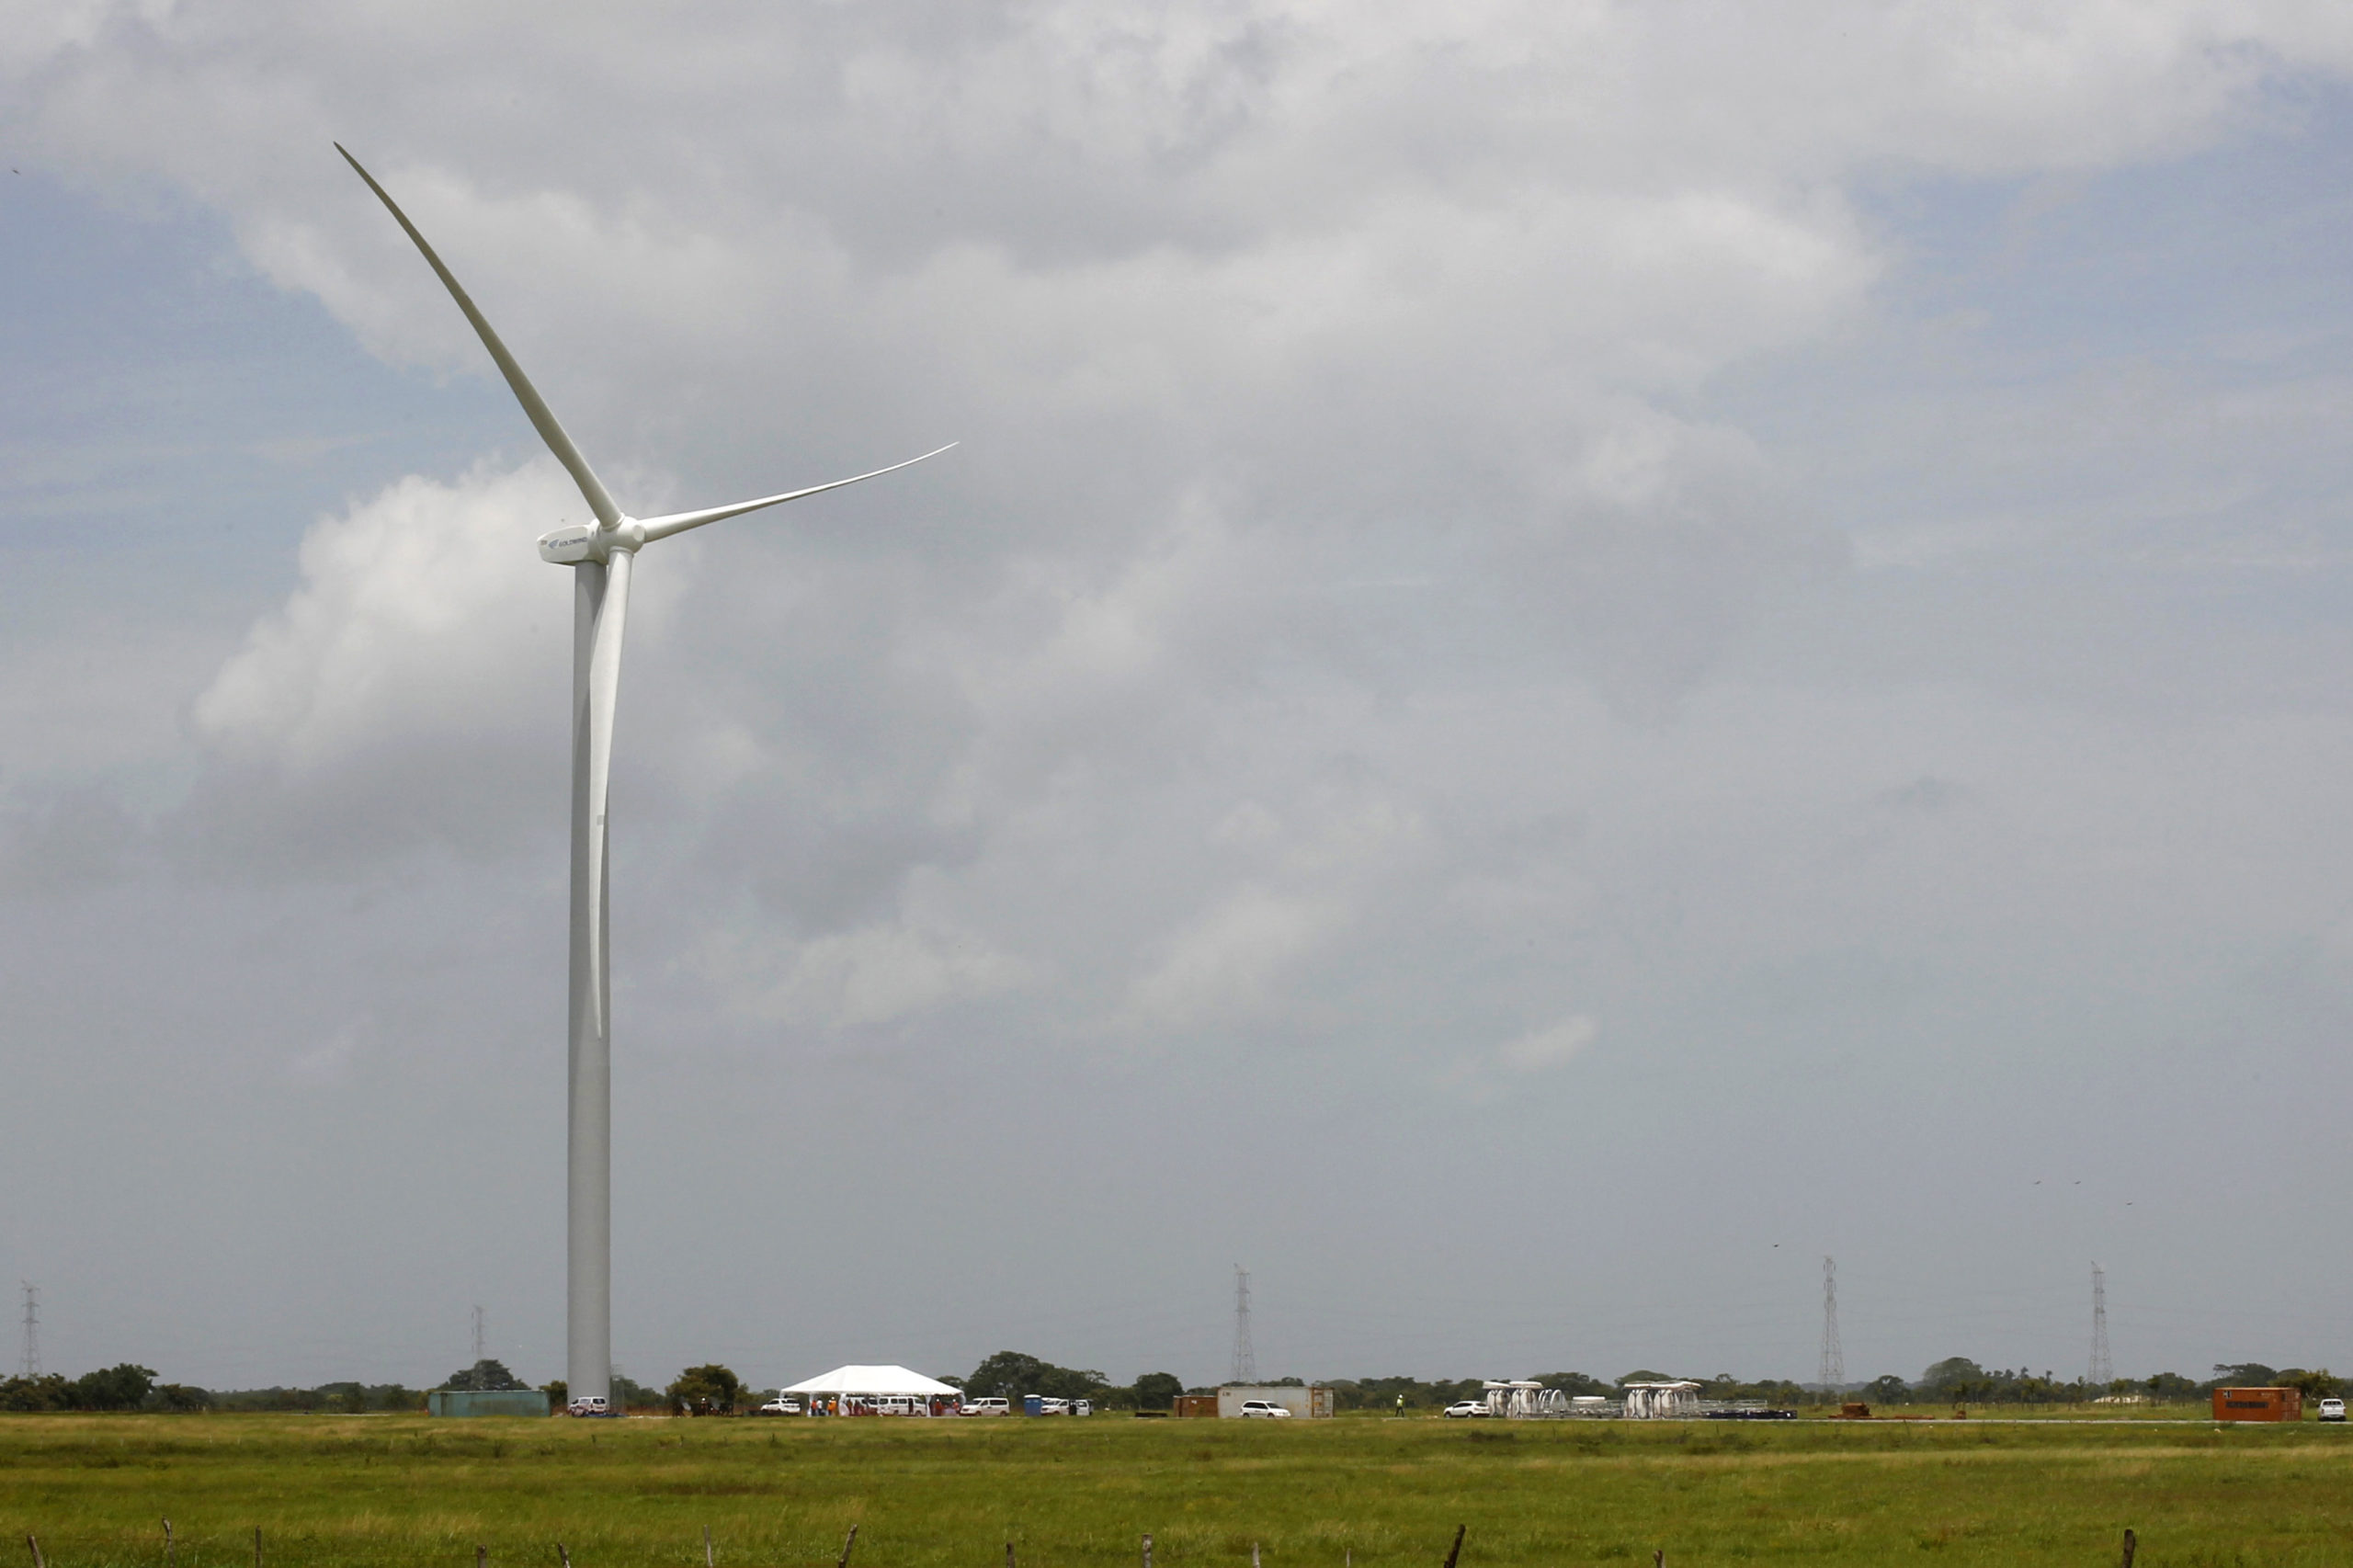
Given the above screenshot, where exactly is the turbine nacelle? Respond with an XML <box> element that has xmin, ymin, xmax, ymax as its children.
<box><xmin>538</xmin><ymin>520</ymin><xmax>643</xmax><ymax>564</ymax></box>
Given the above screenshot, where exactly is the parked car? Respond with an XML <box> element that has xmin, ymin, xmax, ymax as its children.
<box><xmin>1038</xmin><ymin>1397</ymin><xmax>1072</xmax><ymax>1415</ymax></box>
<box><xmin>961</xmin><ymin>1397</ymin><xmax>1011</xmax><ymax>1416</ymax></box>
<box><xmin>1073</xmin><ymin>1399</ymin><xmax>1093</xmax><ymax>1416</ymax></box>
<box><xmin>756</xmin><ymin>1396</ymin><xmax>802</xmax><ymax>1415</ymax></box>
<box><xmin>566</xmin><ymin>1395</ymin><xmax>615</xmax><ymax>1418</ymax></box>
<box><xmin>1238</xmin><ymin>1399</ymin><xmax>1292</xmax><ymax>1418</ymax></box>
<box><xmin>2321</xmin><ymin>1397</ymin><xmax>2346</xmax><ymax>1423</ymax></box>
<box><xmin>1441</xmin><ymin>1401</ymin><xmax>1487</xmax><ymax>1419</ymax></box>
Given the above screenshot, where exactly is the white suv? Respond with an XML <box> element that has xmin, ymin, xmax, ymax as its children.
<box><xmin>2321</xmin><ymin>1397</ymin><xmax>2346</xmax><ymax>1423</ymax></box>
<box><xmin>1442</xmin><ymin>1401</ymin><xmax>1487</xmax><ymax>1419</ymax></box>
<box><xmin>1238</xmin><ymin>1399</ymin><xmax>1291</xmax><ymax>1418</ymax></box>
<box><xmin>756</xmin><ymin>1396</ymin><xmax>802</xmax><ymax>1415</ymax></box>
<box><xmin>566</xmin><ymin>1395</ymin><xmax>613</xmax><ymax>1417</ymax></box>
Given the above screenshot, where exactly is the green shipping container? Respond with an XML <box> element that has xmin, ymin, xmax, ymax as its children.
<box><xmin>428</xmin><ymin>1389</ymin><xmax>551</xmax><ymax>1417</ymax></box>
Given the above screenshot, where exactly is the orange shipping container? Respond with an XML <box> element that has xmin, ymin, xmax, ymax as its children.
<box><xmin>2212</xmin><ymin>1387</ymin><xmax>2302</xmax><ymax>1422</ymax></box>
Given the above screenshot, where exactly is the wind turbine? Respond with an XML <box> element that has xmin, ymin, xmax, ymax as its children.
<box><xmin>335</xmin><ymin>145</ymin><xmax>951</xmax><ymax>1408</ymax></box>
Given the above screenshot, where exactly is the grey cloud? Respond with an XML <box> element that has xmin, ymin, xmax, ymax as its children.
<box><xmin>4</xmin><ymin>2</ymin><xmax>2353</xmax><ymax>1391</ymax></box>
<box><xmin>0</xmin><ymin>786</ymin><xmax>140</xmax><ymax>896</ymax></box>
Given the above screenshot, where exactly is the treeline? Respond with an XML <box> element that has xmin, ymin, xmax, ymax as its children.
<box><xmin>7</xmin><ymin>1352</ymin><xmax>2341</xmax><ymax>1415</ymax></box>
<box><xmin>938</xmin><ymin>1357</ymin><xmax>1811</xmax><ymax>1411</ymax></box>
<box><xmin>930</xmin><ymin>1353</ymin><xmax>2347</xmax><ymax>1411</ymax></box>
<box><xmin>1869</xmin><ymin>1358</ymin><xmax>2346</xmax><ymax>1405</ymax></box>
<box><xmin>1</xmin><ymin>1366</ymin><xmax>206</xmax><ymax>1413</ymax></box>
<box><xmin>1</xmin><ymin>1358</ymin><xmax>572</xmax><ymax>1415</ymax></box>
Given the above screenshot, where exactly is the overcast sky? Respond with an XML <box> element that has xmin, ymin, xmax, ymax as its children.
<box><xmin>5</xmin><ymin>2</ymin><xmax>2353</xmax><ymax>1396</ymax></box>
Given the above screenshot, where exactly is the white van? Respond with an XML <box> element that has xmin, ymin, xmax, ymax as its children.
<box><xmin>961</xmin><ymin>1397</ymin><xmax>1011</xmax><ymax>1416</ymax></box>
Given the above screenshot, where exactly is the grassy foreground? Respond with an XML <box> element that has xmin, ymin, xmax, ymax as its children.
<box><xmin>2</xmin><ymin>1414</ymin><xmax>2348</xmax><ymax>1568</ymax></box>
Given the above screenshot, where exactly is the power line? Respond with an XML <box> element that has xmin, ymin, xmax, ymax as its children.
<box><xmin>1817</xmin><ymin>1256</ymin><xmax>1843</xmax><ymax>1392</ymax></box>
<box><xmin>2089</xmin><ymin>1263</ymin><xmax>2112</xmax><ymax>1386</ymax></box>
<box><xmin>472</xmin><ymin>1304</ymin><xmax>486</xmax><ymax>1365</ymax></box>
<box><xmin>1230</xmin><ymin>1266</ymin><xmax>1256</xmax><ymax>1384</ymax></box>
<box><xmin>18</xmin><ymin>1283</ymin><xmax>38</xmax><ymax>1380</ymax></box>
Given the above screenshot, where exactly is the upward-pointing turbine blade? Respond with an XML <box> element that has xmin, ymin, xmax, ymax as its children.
<box><xmin>335</xmin><ymin>143</ymin><xmax>623</xmax><ymax>529</ymax></box>
<box><xmin>635</xmin><ymin>443</ymin><xmax>958</xmax><ymax>544</ymax></box>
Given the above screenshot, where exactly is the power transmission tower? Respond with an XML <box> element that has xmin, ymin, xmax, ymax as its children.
<box><xmin>2089</xmin><ymin>1263</ymin><xmax>2113</xmax><ymax>1387</ymax></box>
<box><xmin>18</xmin><ymin>1283</ymin><xmax>38</xmax><ymax>1380</ymax></box>
<box><xmin>472</xmin><ymin>1304</ymin><xmax>486</xmax><ymax>1364</ymax></box>
<box><xmin>1817</xmin><ymin>1256</ymin><xmax>1843</xmax><ymax>1394</ymax></box>
<box><xmin>1230</xmin><ymin>1266</ymin><xmax>1256</xmax><ymax>1384</ymax></box>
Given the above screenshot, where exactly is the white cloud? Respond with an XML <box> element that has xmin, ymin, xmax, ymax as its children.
<box><xmin>287</xmin><ymin>1019</ymin><xmax>366</xmax><ymax>1085</ymax></box>
<box><xmin>1127</xmin><ymin>882</ymin><xmax>1347</xmax><ymax>1028</ymax></box>
<box><xmin>1495</xmin><ymin>1015</ymin><xmax>1597</xmax><ymax>1074</ymax></box>
<box><xmin>687</xmin><ymin>917</ymin><xmax>1031</xmax><ymax>1030</ymax></box>
<box><xmin>193</xmin><ymin>458</ymin><xmax>575</xmax><ymax>775</ymax></box>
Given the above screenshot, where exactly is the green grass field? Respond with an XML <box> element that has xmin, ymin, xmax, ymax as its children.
<box><xmin>2</xmin><ymin>1415</ymin><xmax>2347</xmax><ymax>1568</ymax></box>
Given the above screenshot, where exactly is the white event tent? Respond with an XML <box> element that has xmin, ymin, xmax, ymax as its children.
<box><xmin>780</xmin><ymin>1365</ymin><xmax>962</xmax><ymax>1415</ymax></box>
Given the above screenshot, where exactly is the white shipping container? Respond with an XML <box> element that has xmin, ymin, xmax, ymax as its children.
<box><xmin>1216</xmin><ymin>1385</ymin><xmax>1336</xmax><ymax>1418</ymax></box>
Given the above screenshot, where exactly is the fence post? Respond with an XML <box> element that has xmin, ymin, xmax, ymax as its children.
<box><xmin>2120</xmin><ymin>1529</ymin><xmax>2137</xmax><ymax>1568</ymax></box>
<box><xmin>1142</xmin><ymin>1535</ymin><xmax>1153</xmax><ymax>1568</ymax></box>
<box><xmin>27</xmin><ymin>1535</ymin><xmax>45</xmax><ymax>1568</ymax></box>
<box><xmin>255</xmin><ymin>1528</ymin><xmax>263</xmax><ymax>1568</ymax></box>
<box><xmin>558</xmin><ymin>1545</ymin><xmax>572</xmax><ymax>1568</ymax></box>
<box><xmin>705</xmin><ymin>1528</ymin><xmax>714</xmax><ymax>1568</ymax></box>
<box><xmin>1442</xmin><ymin>1528</ymin><xmax>1464</xmax><ymax>1568</ymax></box>
<box><xmin>479</xmin><ymin>1546</ymin><xmax>487</xmax><ymax>1568</ymax></box>
<box><xmin>836</xmin><ymin>1527</ymin><xmax>857</xmax><ymax>1568</ymax></box>
<box><xmin>164</xmin><ymin>1520</ymin><xmax>174</xmax><ymax>1568</ymax></box>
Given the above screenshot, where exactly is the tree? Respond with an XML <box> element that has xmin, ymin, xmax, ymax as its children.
<box><xmin>542</xmin><ymin>1380</ymin><xmax>568</xmax><ymax>1407</ymax></box>
<box><xmin>442</xmin><ymin>1359</ymin><xmax>527</xmax><ymax>1392</ymax></box>
<box><xmin>1920</xmin><ymin>1358</ymin><xmax>1991</xmax><ymax>1399</ymax></box>
<box><xmin>2208</xmin><ymin>1363</ymin><xmax>2278</xmax><ymax>1389</ymax></box>
<box><xmin>668</xmin><ymin>1364</ymin><xmax>744</xmax><ymax>1413</ymax></box>
<box><xmin>1529</xmin><ymin>1372</ymin><xmax>1611</xmax><ymax>1399</ymax></box>
<box><xmin>1864</xmin><ymin>1375</ymin><xmax>1911</xmax><ymax>1405</ymax></box>
<box><xmin>1132</xmin><ymin>1372</ymin><xmax>1183</xmax><ymax>1411</ymax></box>
<box><xmin>0</xmin><ymin>1374</ymin><xmax>73</xmax><ymax>1412</ymax></box>
<box><xmin>2274</xmin><ymin>1368</ymin><xmax>2343</xmax><ymax>1400</ymax></box>
<box><xmin>961</xmin><ymin>1352</ymin><xmax>1108</xmax><ymax>1403</ymax></box>
<box><xmin>72</xmin><ymin>1364</ymin><xmax>157</xmax><ymax>1411</ymax></box>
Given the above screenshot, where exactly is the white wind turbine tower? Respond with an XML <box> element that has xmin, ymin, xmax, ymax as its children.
<box><xmin>337</xmin><ymin>146</ymin><xmax>952</xmax><ymax>1406</ymax></box>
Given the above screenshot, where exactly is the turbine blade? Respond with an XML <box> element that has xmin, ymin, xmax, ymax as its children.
<box><xmin>635</xmin><ymin>442</ymin><xmax>957</xmax><ymax>544</ymax></box>
<box><xmin>580</xmin><ymin>550</ymin><xmax>632</xmax><ymax>1043</ymax></box>
<box><xmin>335</xmin><ymin>143</ymin><xmax>623</xmax><ymax>528</ymax></box>
<box><xmin>585</xmin><ymin>548</ymin><xmax>631</xmax><ymax>971</ymax></box>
